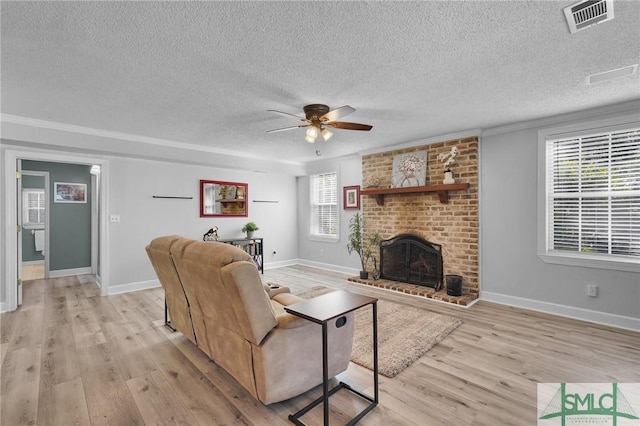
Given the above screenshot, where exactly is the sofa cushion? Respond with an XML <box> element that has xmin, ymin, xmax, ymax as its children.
<box><xmin>221</xmin><ymin>260</ymin><xmax>279</xmax><ymax>345</ymax></box>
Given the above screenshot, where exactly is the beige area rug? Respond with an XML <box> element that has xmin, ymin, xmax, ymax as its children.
<box><xmin>295</xmin><ymin>286</ymin><xmax>463</xmax><ymax>378</ymax></box>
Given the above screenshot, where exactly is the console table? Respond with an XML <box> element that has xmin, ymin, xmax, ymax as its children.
<box><xmin>218</xmin><ymin>237</ymin><xmax>263</xmax><ymax>274</ymax></box>
<box><xmin>285</xmin><ymin>290</ymin><xmax>378</xmax><ymax>426</ymax></box>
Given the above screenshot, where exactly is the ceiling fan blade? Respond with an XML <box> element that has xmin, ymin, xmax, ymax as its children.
<box><xmin>326</xmin><ymin>121</ymin><xmax>373</xmax><ymax>131</ymax></box>
<box><xmin>321</xmin><ymin>105</ymin><xmax>355</xmax><ymax>122</ymax></box>
<box><xmin>266</xmin><ymin>125</ymin><xmax>309</xmax><ymax>133</ymax></box>
<box><xmin>267</xmin><ymin>109</ymin><xmax>308</xmax><ymax>122</ymax></box>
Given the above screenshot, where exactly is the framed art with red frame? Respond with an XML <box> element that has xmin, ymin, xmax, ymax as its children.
<box><xmin>343</xmin><ymin>185</ymin><xmax>360</xmax><ymax>210</ymax></box>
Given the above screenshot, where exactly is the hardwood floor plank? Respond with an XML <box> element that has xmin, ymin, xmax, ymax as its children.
<box><xmin>108</xmin><ymin>292</ymin><xmax>163</xmax><ymax>334</ymax></box>
<box><xmin>38</xmin><ymin>325</ymin><xmax>82</xmax><ymax>422</ymax></box>
<box><xmin>7</xmin><ymin>307</ymin><xmax>44</xmax><ymax>351</ymax></box>
<box><xmin>100</xmin><ymin>321</ymin><xmax>156</xmax><ymax>381</ymax></box>
<box><xmin>65</xmin><ymin>280</ymin><xmax>108</xmax><ymax>348</ymax></box>
<box><xmin>21</xmin><ymin>278</ymin><xmax>46</xmax><ymax>310</ymax></box>
<box><xmin>43</xmin><ymin>294</ymin><xmax>71</xmax><ymax>327</ymax></box>
<box><xmin>1</xmin><ymin>346</ymin><xmax>41</xmax><ymax>426</ymax></box>
<box><xmin>77</xmin><ymin>343</ymin><xmax>145</xmax><ymax>426</ymax></box>
<box><xmin>126</xmin><ymin>369</ymin><xmax>199</xmax><ymax>425</ymax></box>
<box><xmin>0</xmin><ymin>311</ymin><xmax>17</xmax><ymax>366</ymax></box>
<box><xmin>42</xmin><ymin>377</ymin><xmax>91</xmax><ymax>426</ymax></box>
<box><xmin>86</xmin><ymin>294</ymin><xmax>124</xmax><ymax>324</ymax></box>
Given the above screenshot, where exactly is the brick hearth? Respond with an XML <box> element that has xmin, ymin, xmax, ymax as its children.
<box><xmin>347</xmin><ymin>276</ymin><xmax>478</xmax><ymax>306</ymax></box>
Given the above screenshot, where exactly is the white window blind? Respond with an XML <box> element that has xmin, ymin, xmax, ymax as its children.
<box><xmin>310</xmin><ymin>171</ymin><xmax>338</xmax><ymax>238</ymax></box>
<box><xmin>546</xmin><ymin>127</ymin><xmax>640</xmax><ymax>259</ymax></box>
<box><xmin>22</xmin><ymin>189</ymin><xmax>46</xmax><ymax>226</ymax></box>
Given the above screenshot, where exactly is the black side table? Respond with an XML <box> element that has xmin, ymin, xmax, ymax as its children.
<box><xmin>285</xmin><ymin>290</ymin><xmax>379</xmax><ymax>426</ymax></box>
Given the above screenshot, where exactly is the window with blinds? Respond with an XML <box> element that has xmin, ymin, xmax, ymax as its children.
<box><xmin>23</xmin><ymin>189</ymin><xmax>46</xmax><ymax>226</ymax></box>
<box><xmin>310</xmin><ymin>171</ymin><xmax>338</xmax><ymax>239</ymax></box>
<box><xmin>546</xmin><ymin>127</ymin><xmax>640</xmax><ymax>259</ymax></box>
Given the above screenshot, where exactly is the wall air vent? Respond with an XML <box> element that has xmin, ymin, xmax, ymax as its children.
<box><xmin>563</xmin><ymin>0</ymin><xmax>614</xmax><ymax>34</ymax></box>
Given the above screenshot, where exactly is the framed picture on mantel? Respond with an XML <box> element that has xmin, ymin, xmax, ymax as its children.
<box><xmin>343</xmin><ymin>185</ymin><xmax>360</xmax><ymax>210</ymax></box>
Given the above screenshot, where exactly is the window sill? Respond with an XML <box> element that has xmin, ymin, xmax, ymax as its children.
<box><xmin>538</xmin><ymin>252</ymin><xmax>640</xmax><ymax>273</ymax></box>
<box><xmin>308</xmin><ymin>234</ymin><xmax>340</xmax><ymax>243</ymax></box>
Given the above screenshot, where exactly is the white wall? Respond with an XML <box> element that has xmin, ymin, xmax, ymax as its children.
<box><xmin>107</xmin><ymin>157</ymin><xmax>298</xmax><ymax>292</ymax></box>
<box><xmin>296</xmin><ymin>155</ymin><xmax>362</xmax><ymax>274</ymax></box>
<box><xmin>480</xmin><ymin>106</ymin><xmax>640</xmax><ymax>330</ymax></box>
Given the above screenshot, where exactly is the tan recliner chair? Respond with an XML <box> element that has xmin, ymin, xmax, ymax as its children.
<box><xmin>145</xmin><ymin>235</ymin><xmax>197</xmax><ymax>344</ymax></box>
<box><xmin>146</xmin><ymin>236</ymin><xmax>355</xmax><ymax>404</ymax></box>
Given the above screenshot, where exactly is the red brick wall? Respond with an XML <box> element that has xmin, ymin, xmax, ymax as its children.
<box><xmin>362</xmin><ymin>137</ymin><xmax>479</xmax><ymax>294</ymax></box>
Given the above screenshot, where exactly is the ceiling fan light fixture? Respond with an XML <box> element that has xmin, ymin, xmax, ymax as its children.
<box><xmin>306</xmin><ymin>126</ymin><xmax>318</xmax><ymax>139</ymax></box>
<box><xmin>267</xmin><ymin>104</ymin><xmax>372</xmax><ymax>142</ymax></box>
<box><xmin>321</xmin><ymin>128</ymin><xmax>333</xmax><ymax>141</ymax></box>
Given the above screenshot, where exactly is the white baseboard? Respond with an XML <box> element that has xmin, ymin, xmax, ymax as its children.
<box><xmin>263</xmin><ymin>259</ymin><xmax>298</xmax><ymax>270</ymax></box>
<box><xmin>22</xmin><ymin>260</ymin><xmax>44</xmax><ymax>266</ymax></box>
<box><xmin>297</xmin><ymin>259</ymin><xmax>360</xmax><ymax>276</ymax></box>
<box><xmin>108</xmin><ymin>279</ymin><xmax>161</xmax><ymax>296</ymax></box>
<box><xmin>49</xmin><ymin>267</ymin><xmax>93</xmax><ymax>278</ymax></box>
<box><xmin>481</xmin><ymin>291</ymin><xmax>640</xmax><ymax>332</ymax></box>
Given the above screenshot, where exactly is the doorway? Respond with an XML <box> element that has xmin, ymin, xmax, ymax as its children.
<box><xmin>20</xmin><ymin>170</ymin><xmax>50</xmax><ymax>282</ymax></box>
<box><xmin>3</xmin><ymin>149</ymin><xmax>110</xmax><ymax>313</ymax></box>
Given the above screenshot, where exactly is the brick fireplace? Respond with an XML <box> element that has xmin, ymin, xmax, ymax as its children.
<box><xmin>352</xmin><ymin>137</ymin><xmax>479</xmax><ymax>305</ymax></box>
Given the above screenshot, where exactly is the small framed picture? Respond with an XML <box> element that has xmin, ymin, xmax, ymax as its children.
<box><xmin>343</xmin><ymin>185</ymin><xmax>360</xmax><ymax>210</ymax></box>
<box><xmin>54</xmin><ymin>182</ymin><xmax>87</xmax><ymax>203</ymax></box>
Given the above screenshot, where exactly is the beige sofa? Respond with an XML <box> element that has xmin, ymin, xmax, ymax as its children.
<box><xmin>146</xmin><ymin>235</ymin><xmax>354</xmax><ymax>404</ymax></box>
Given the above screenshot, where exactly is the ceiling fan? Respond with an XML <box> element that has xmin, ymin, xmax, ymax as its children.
<box><xmin>267</xmin><ymin>104</ymin><xmax>372</xmax><ymax>143</ymax></box>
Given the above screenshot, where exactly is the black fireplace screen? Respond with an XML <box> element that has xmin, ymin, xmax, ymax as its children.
<box><xmin>380</xmin><ymin>234</ymin><xmax>443</xmax><ymax>290</ymax></box>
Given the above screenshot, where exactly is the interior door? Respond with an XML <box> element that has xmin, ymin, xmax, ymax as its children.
<box><xmin>16</xmin><ymin>160</ymin><xmax>23</xmax><ymax>307</ymax></box>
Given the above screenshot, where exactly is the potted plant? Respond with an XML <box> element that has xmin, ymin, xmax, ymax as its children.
<box><xmin>347</xmin><ymin>213</ymin><xmax>382</xmax><ymax>279</ymax></box>
<box><xmin>242</xmin><ymin>221</ymin><xmax>259</xmax><ymax>239</ymax></box>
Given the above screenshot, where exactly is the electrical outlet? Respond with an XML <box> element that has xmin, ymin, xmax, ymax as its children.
<box><xmin>109</xmin><ymin>214</ymin><xmax>120</xmax><ymax>223</ymax></box>
<box><xmin>587</xmin><ymin>284</ymin><xmax>598</xmax><ymax>297</ymax></box>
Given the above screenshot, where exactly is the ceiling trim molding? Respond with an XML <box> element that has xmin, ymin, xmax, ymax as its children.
<box><xmin>481</xmin><ymin>100</ymin><xmax>640</xmax><ymax>137</ymax></box>
<box><xmin>0</xmin><ymin>114</ymin><xmax>304</xmax><ymax>167</ymax></box>
<box><xmin>357</xmin><ymin>129</ymin><xmax>482</xmax><ymax>157</ymax></box>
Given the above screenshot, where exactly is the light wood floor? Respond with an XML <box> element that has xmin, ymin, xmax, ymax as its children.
<box><xmin>22</xmin><ymin>263</ymin><xmax>45</xmax><ymax>281</ymax></box>
<box><xmin>1</xmin><ymin>265</ymin><xmax>639</xmax><ymax>425</ymax></box>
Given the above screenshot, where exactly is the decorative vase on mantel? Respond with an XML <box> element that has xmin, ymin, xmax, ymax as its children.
<box><xmin>443</xmin><ymin>170</ymin><xmax>455</xmax><ymax>185</ymax></box>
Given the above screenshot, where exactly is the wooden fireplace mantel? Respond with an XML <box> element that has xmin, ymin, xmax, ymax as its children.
<box><xmin>360</xmin><ymin>183</ymin><xmax>470</xmax><ymax>205</ymax></box>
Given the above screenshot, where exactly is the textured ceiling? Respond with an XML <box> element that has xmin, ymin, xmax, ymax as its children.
<box><xmin>2</xmin><ymin>1</ymin><xmax>640</xmax><ymax>165</ymax></box>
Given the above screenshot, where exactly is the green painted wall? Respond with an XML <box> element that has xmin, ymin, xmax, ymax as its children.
<box><xmin>22</xmin><ymin>161</ymin><xmax>92</xmax><ymax>271</ymax></box>
<box><xmin>21</xmin><ymin>174</ymin><xmax>45</xmax><ymax>262</ymax></box>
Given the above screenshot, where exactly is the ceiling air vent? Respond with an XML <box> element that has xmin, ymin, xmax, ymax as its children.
<box><xmin>564</xmin><ymin>0</ymin><xmax>614</xmax><ymax>34</ymax></box>
<box><xmin>587</xmin><ymin>65</ymin><xmax>639</xmax><ymax>84</ymax></box>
